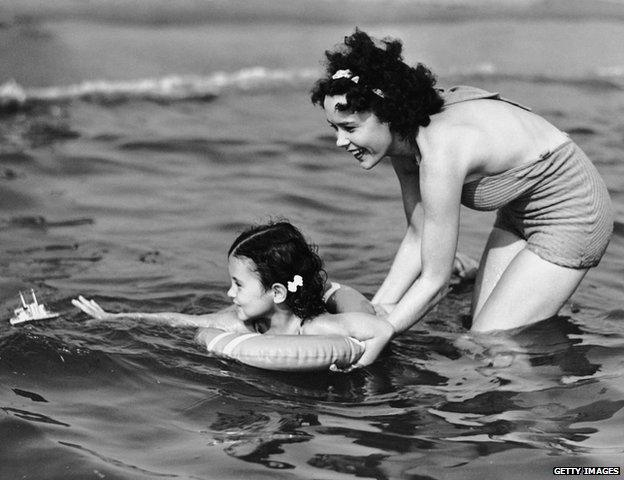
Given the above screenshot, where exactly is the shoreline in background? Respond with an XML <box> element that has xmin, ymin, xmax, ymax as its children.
<box><xmin>3</xmin><ymin>0</ymin><xmax>624</xmax><ymax>26</ymax></box>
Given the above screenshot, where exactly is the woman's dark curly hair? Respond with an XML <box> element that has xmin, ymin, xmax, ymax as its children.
<box><xmin>228</xmin><ymin>221</ymin><xmax>327</xmax><ymax>321</ymax></box>
<box><xmin>310</xmin><ymin>28</ymin><xmax>444</xmax><ymax>144</ymax></box>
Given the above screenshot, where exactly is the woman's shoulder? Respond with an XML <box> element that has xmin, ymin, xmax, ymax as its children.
<box><xmin>431</xmin><ymin>95</ymin><xmax>534</xmax><ymax>138</ymax></box>
<box><xmin>428</xmin><ymin>99</ymin><xmax>492</xmax><ymax>131</ymax></box>
<box><xmin>419</xmin><ymin>115</ymin><xmax>485</xmax><ymax>162</ymax></box>
<box><xmin>416</xmin><ymin>87</ymin><xmax>567</xmax><ymax>175</ymax></box>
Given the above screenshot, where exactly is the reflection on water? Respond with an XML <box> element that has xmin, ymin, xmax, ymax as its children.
<box><xmin>4</xmin><ymin>292</ymin><xmax>623</xmax><ymax>479</ymax></box>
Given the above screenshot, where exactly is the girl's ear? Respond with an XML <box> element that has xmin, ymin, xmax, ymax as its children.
<box><xmin>271</xmin><ymin>283</ymin><xmax>288</xmax><ymax>304</ymax></box>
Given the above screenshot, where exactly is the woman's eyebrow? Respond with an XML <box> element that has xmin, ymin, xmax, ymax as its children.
<box><xmin>327</xmin><ymin>119</ymin><xmax>353</xmax><ymax>127</ymax></box>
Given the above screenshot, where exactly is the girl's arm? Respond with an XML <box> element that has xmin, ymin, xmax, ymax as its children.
<box><xmin>71</xmin><ymin>296</ymin><xmax>250</xmax><ymax>332</ymax></box>
<box><xmin>304</xmin><ymin>312</ymin><xmax>394</xmax><ymax>368</ymax></box>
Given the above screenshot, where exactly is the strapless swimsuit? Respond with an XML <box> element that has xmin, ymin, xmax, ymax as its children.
<box><xmin>442</xmin><ymin>86</ymin><xmax>613</xmax><ymax>268</ymax></box>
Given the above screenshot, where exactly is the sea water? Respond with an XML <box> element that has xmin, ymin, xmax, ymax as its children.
<box><xmin>1</xmin><ymin>2</ymin><xmax>623</xmax><ymax>479</ymax></box>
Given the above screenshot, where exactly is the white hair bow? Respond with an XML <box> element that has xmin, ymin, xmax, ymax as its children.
<box><xmin>332</xmin><ymin>69</ymin><xmax>359</xmax><ymax>83</ymax></box>
<box><xmin>331</xmin><ymin>69</ymin><xmax>384</xmax><ymax>98</ymax></box>
<box><xmin>287</xmin><ymin>275</ymin><xmax>303</xmax><ymax>293</ymax></box>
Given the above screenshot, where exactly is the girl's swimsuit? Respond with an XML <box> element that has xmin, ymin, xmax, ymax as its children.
<box><xmin>442</xmin><ymin>86</ymin><xmax>613</xmax><ymax>269</ymax></box>
<box><xmin>323</xmin><ymin>282</ymin><xmax>341</xmax><ymax>303</ymax></box>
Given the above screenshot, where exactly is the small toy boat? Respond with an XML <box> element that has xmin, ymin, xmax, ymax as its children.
<box><xmin>9</xmin><ymin>290</ymin><xmax>59</xmax><ymax>325</ymax></box>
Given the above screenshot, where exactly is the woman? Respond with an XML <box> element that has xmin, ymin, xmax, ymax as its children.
<box><xmin>311</xmin><ymin>29</ymin><xmax>613</xmax><ymax>333</ymax></box>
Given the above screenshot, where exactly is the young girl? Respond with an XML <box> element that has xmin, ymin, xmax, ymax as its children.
<box><xmin>72</xmin><ymin>221</ymin><xmax>394</xmax><ymax>368</ymax></box>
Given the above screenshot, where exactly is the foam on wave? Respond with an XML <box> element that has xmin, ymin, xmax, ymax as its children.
<box><xmin>0</xmin><ymin>67</ymin><xmax>319</xmax><ymax>111</ymax></box>
<box><xmin>2</xmin><ymin>64</ymin><xmax>623</xmax><ymax>112</ymax></box>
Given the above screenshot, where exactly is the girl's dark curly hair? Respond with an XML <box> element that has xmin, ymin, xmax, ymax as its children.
<box><xmin>228</xmin><ymin>221</ymin><xmax>327</xmax><ymax>321</ymax></box>
<box><xmin>310</xmin><ymin>28</ymin><xmax>444</xmax><ymax>144</ymax></box>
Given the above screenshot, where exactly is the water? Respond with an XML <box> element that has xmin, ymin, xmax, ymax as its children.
<box><xmin>1</xmin><ymin>3</ymin><xmax>624</xmax><ymax>479</ymax></box>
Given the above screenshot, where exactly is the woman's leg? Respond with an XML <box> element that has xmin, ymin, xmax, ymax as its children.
<box><xmin>471</xmin><ymin>242</ymin><xmax>588</xmax><ymax>332</ymax></box>
<box><xmin>471</xmin><ymin>227</ymin><xmax>526</xmax><ymax>318</ymax></box>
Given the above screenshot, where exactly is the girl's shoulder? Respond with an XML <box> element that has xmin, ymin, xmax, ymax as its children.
<box><xmin>302</xmin><ymin>311</ymin><xmax>382</xmax><ymax>332</ymax></box>
<box><xmin>302</xmin><ymin>311</ymin><xmax>377</xmax><ymax>336</ymax></box>
<box><xmin>300</xmin><ymin>312</ymin><xmax>337</xmax><ymax>335</ymax></box>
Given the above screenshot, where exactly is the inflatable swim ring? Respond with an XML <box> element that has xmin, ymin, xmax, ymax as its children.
<box><xmin>195</xmin><ymin>328</ymin><xmax>365</xmax><ymax>372</ymax></box>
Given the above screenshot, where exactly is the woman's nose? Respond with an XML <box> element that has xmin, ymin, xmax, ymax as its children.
<box><xmin>335</xmin><ymin>130</ymin><xmax>349</xmax><ymax>148</ymax></box>
<box><xmin>227</xmin><ymin>285</ymin><xmax>236</xmax><ymax>298</ymax></box>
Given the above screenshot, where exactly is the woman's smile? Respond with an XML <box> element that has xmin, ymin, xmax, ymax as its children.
<box><xmin>323</xmin><ymin>94</ymin><xmax>394</xmax><ymax>170</ymax></box>
<box><xmin>349</xmin><ymin>146</ymin><xmax>368</xmax><ymax>161</ymax></box>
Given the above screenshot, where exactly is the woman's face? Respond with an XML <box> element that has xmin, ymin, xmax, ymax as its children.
<box><xmin>227</xmin><ymin>255</ymin><xmax>274</xmax><ymax>321</ymax></box>
<box><xmin>323</xmin><ymin>94</ymin><xmax>394</xmax><ymax>170</ymax></box>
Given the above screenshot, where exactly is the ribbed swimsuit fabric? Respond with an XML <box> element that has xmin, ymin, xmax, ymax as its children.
<box><xmin>441</xmin><ymin>86</ymin><xmax>614</xmax><ymax>268</ymax></box>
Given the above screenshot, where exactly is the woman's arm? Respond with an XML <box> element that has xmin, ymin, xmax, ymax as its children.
<box><xmin>72</xmin><ymin>296</ymin><xmax>250</xmax><ymax>332</ymax></box>
<box><xmin>305</xmin><ymin>312</ymin><xmax>394</xmax><ymax>367</ymax></box>
<box><xmin>384</xmin><ymin>133</ymin><xmax>471</xmax><ymax>333</ymax></box>
<box><xmin>372</xmin><ymin>226</ymin><xmax>422</xmax><ymax>305</ymax></box>
<box><xmin>372</xmin><ymin>157</ymin><xmax>424</xmax><ymax>305</ymax></box>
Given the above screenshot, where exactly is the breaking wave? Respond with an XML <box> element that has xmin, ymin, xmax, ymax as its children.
<box><xmin>2</xmin><ymin>64</ymin><xmax>624</xmax><ymax>112</ymax></box>
<box><xmin>0</xmin><ymin>67</ymin><xmax>319</xmax><ymax>111</ymax></box>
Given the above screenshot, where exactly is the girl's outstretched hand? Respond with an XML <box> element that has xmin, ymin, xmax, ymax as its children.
<box><xmin>72</xmin><ymin>296</ymin><xmax>117</xmax><ymax>320</ymax></box>
<box><xmin>329</xmin><ymin>363</ymin><xmax>361</xmax><ymax>373</ymax></box>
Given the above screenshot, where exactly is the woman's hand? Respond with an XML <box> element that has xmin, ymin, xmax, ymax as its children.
<box><xmin>452</xmin><ymin>252</ymin><xmax>479</xmax><ymax>282</ymax></box>
<box><xmin>72</xmin><ymin>296</ymin><xmax>118</xmax><ymax>320</ymax></box>
<box><xmin>372</xmin><ymin>303</ymin><xmax>396</xmax><ymax>317</ymax></box>
<box><xmin>304</xmin><ymin>311</ymin><xmax>395</xmax><ymax>369</ymax></box>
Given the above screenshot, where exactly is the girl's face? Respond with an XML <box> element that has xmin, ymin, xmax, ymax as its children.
<box><xmin>227</xmin><ymin>255</ymin><xmax>275</xmax><ymax>321</ymax></box>
<box><xmin>323</xmin><ymin>94</ymin><xmax>394</xmax><ymax>170</ymax></box>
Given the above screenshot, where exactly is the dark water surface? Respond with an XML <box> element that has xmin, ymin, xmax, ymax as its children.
<box><xmin>1</xmin><ymin>8</ymin><xmax>624</xmax><ymax>480</ymax></box>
